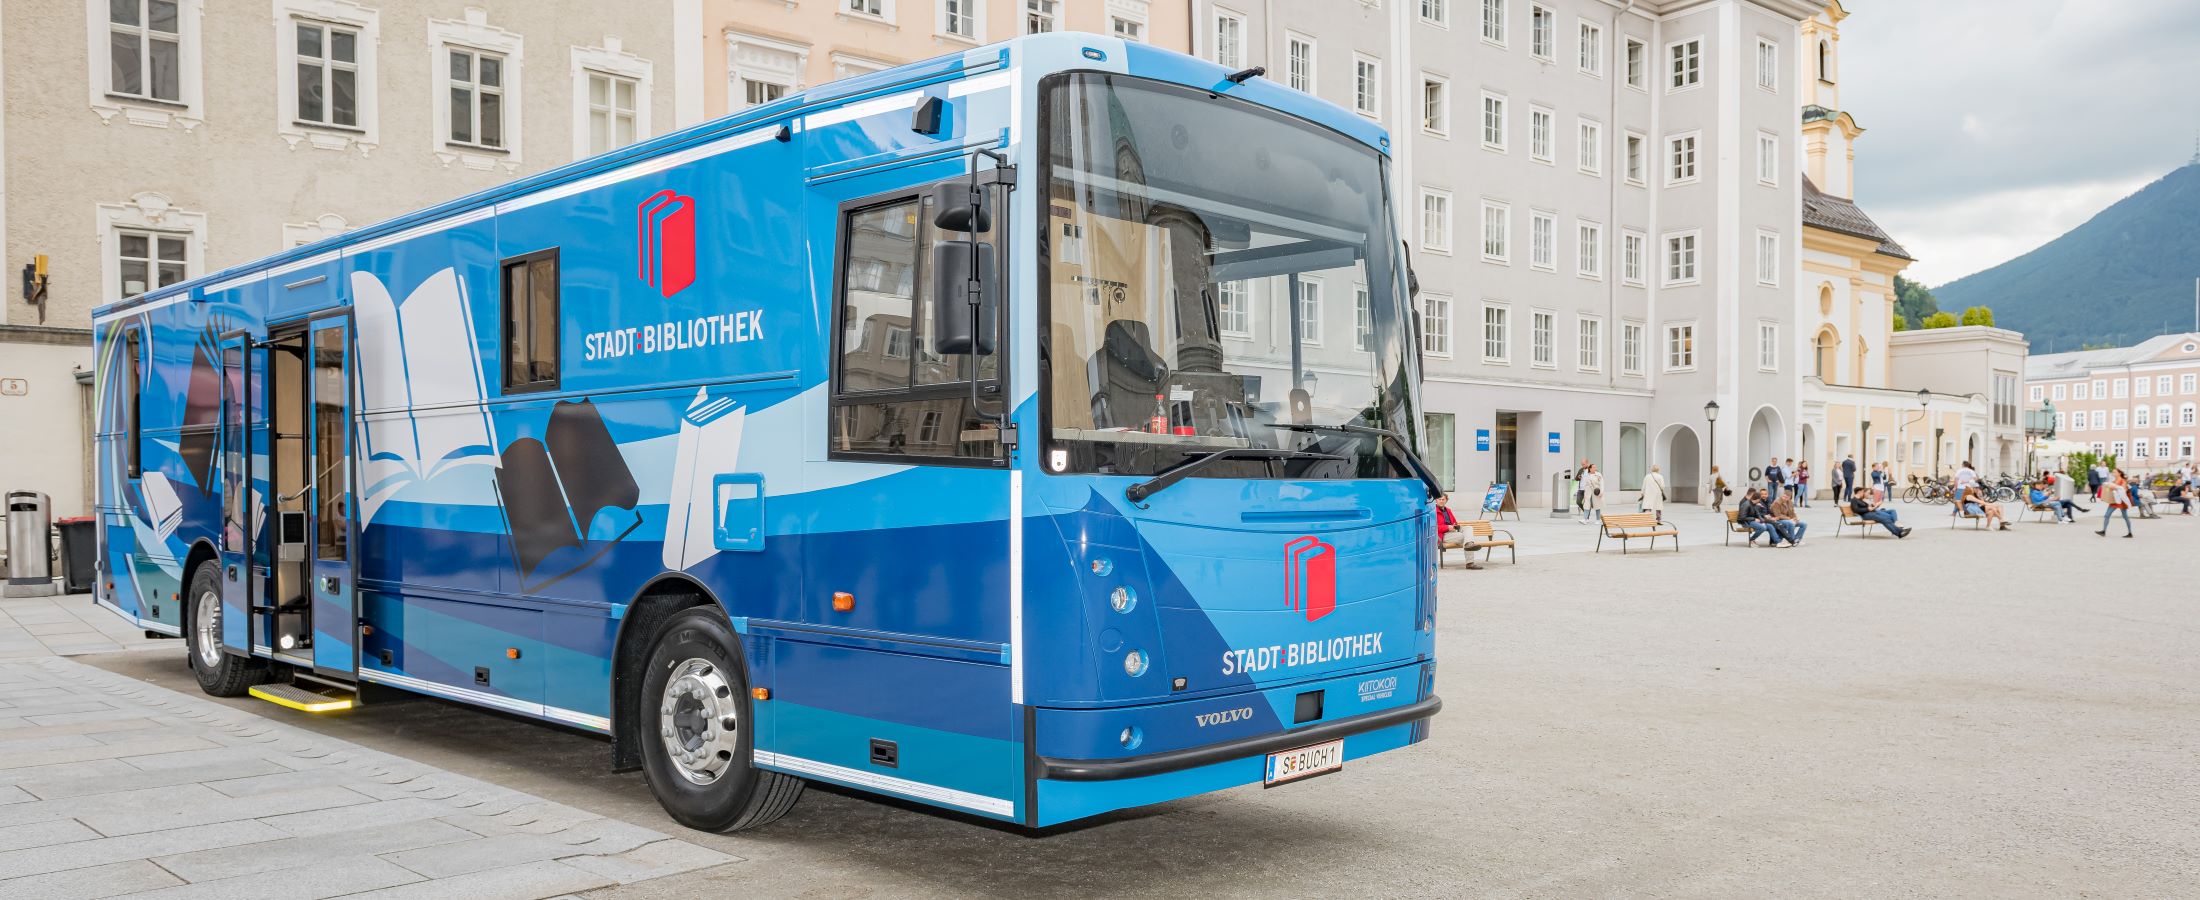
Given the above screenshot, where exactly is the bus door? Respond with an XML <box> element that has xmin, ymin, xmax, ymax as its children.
<box><xmin>306</xmin><ymin>317</ymin><xmax>357</xmax><ymax>677</ymax></box>
<box><xmin>216</xmin><ymin>333</ymin><xmax>254</xmax><ymax>652</ymax></box>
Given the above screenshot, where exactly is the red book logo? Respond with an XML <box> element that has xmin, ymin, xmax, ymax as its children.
<box><xmin>1283</xmin><ymin>536</ymin><xmax>1337</xmax><ymax>622</ymax></box>
<box><xmin>638</xmin><ymin>190</ymin><xmax>696</xmax><ymax>298</ymax></box>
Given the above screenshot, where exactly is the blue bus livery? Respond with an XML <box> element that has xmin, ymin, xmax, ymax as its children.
<box><xmin>90</xmin><ymin>33</ymin><xmax>1441</xmax><ymax>831</ymax></box>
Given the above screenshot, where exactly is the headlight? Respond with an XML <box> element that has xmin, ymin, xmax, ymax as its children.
<box><xmin>1123</xmin><ymin>649</ymin><xmax>1149</xmax><ymax>677</ymax></box>
<box><xmin>1109</xmin><ymin>586</ymin><xmax>1137</xmax><ymax>614</ymax></box>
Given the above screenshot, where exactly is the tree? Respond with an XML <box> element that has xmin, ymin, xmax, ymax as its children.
<box><xmin>1959</xmin><ymin>305</ymin><xmax>1995</xmax><ymax>326</ymax></box>
<box><xmin>1894</xmin><ymin>275</ymin><xmax>1940</xmax><ymax>330</ymax></box>
<box><xmin>1922</xmin><ymin>311</ymin><xmax>1960</xmax><ymax>329</ymax></box>
<box><xmin>1890</xmin><ymin>313</ymin><xmax>1909</xmax><ymax>332</ymax></box>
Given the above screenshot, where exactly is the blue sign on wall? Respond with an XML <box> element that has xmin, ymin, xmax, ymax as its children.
<box><xmin>1547</xmin><ymin>432</ymin><xmax>1562</xmax><ymax>453</ymax></box>
<box><xmin>1475</xmin><ymin>428</ymin><xmax>1491</xmax><ymax>451</ymax></box>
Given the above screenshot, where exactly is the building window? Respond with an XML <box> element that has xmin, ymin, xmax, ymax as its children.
<box><xmin>2051</xmin><ymin>383</ymin><xmax>2065</xmax><ymax>401</ymax></box>
<box><xmin>1668</xmin><ymin>38</ymin><xmax>1700</xmax><ymax>90</ymax></box>
<box><xmin>1529</xmin><ymin>211</ymin><xmax>1555</xmax><ymax>271</ymax></box>
<box><xmin>1530</xmin><ymin>5</ymin><xmax>1554</xmax><ymax>58</ymax></box>
<box><xmin>1577</xmin><ymin>316</ymin><xmax>1602</xmax><ymax>371</ymax></box>
<box><xmin>940</xmin><ymin>0</ymin><xmax>977</xmax><ymax>39</ymax></box>
<box><xmin>2112</xmin><ymin>440</ymin><xmax>2127</xmax><ymax>458</ymax></box>
<box><xmin>2160</xmin><ymin>374</ymin><xmax>2175</xmax><ymax>394</ymax></box>
<box><xmin>2112</xmin><ymin>378</ymin><xmax>2128</xmax><ymax>398</ymax></box>
<box><xmin>501</xmin><ymin>249</ymin><xmax>561</xmax><ymax>393</ymax></box>
<box><xmin>1756</xmin><ymin>231</ymin><xmax>1779</xmax><ymax>286</ymax></box>
<box><xmin>2185</xmin><ymin>374</ymin><xmax>2198</xmax><ymax>394</ymax></box>
<box><xmin>1758</xmin><ymin>322</ymin><xmax>1778</xmax><ymax>371</ymax></box>
<box><xmin>1621</xmin><ymin>231</ymin><xmax>1644</xmax><ymax>285</ymax></box>
<box><xmin>1355</xmin><ymin>286</ymin><xmax>1373</xmax><ymax>351</ymax></box>
<box><xmin>1756</xmin><ymin>38</ymin><xmax>1778</xmax><ymax>90</ymax></box>
<box><xmin>2178</xmin><ymin>437</ymin><xmax>2192</xmax><ymax>460</ymax></box>
<box><xmin>1621</xmin><ymin>321</ymin><xmax>1644</xmax><ymax>375</ymax></box>
<box><xmin>1757</xmin><ymin>132</ymin><xmax>1780</xmax><ymax>186</ymax></box>
<box><xmin>585</xmin><ymin>71</ymin><xmax>639</xmax><ymax>154</ymax></box>
<box><xmin>1667</xmin><ymin>132</ymin><xmax>1699</xmax><ymax>184</ymax></box>
<box><xmin>1425</xmin><ymin>413</ymin><xmax>1459</xmax><ymax>491</ymax></box>
<box><xmin>1217</xmin><ymin>280</ymin><xmax>1251</xmax><ymax>338</ymax></box>
<box><xmin>848</xmin><ymin>0</ymin><xmax>886</xmax><ymax>17</ymax></box>
<box><xmin>1624</xmin><ymin>133</ymin><xmax>1645</xmax><ymax>184</ymax></box>
<box><xmin>2090</xmin><ymin>410</ymin><xmax>2105</xmax><ymax>430</ymax></box>
<box><xmin>1664</xmin><ymin>323</ymin><xmax>1695</xmax><ymax>371</ymax></box>
<box><xmin>2093</xmin><ymin>379</ymin><xmax>2106</xmax><ymax>397</ymax></box>
<box><xmin>1423</xmin><ymin>0</ymin><xmax>1449</xmax><ymax>28</ymax></box>
<box><xmin>1481</xmin><ymin>201</ymin><xmax>1509</xmax><ymax>262</ymax></box>
<box><xmin>729</xmin><ymin>33</ymin><xmax>804</xmax><ymax>111</ymax></box>
<box><xmin>2028</xmin><ymin>385</ymin><xmax>2043</xmax><ymax>402</ymax></box>
<box><xmin>107</xmin><ymin>0</ymin><xmax>184</xmax><ymax>103</ymax></box>
<box><xmin>2183</xmin><ymin>403</ymin><xmax>2198</xmax><ymax>426</ymax></box>
<box><xmin>1664</xmin><ymin>232</ymin><xmax>1698</xmax><ymax>284</ymax></box>
<box><xmin>1578</xmin><ymin>119</ymin><xmax>1602</xmax><ymax>175</ymax></box>
<box><xmin>1483</xmin><ymin>303</ymin><xmax>1510</xmax><ymax>363</ymax></box>
<box><xmin>2135</xmin><ymin>405</ymin><xmax>2150</xmax><ymax>428</ymax></box>
<box><xmin>1297</xmin><ymin>277</ymin><xmax>1325</xmax><ymax>345</ymax></box>
<box><xmin>1624</xmin><ymin>37</ymin><xmax>1645</xmax><ymax>88</ymax></box>
<box><xmin>1528</xmin><ymin>106</ymin><xmax>1553</xmax><ymax>162</ymax></box>
<box><xmin>1026</xmin><ymin>0</ymin><xmax>1057</xmax><ymax>33</ymax></box>
<box><xmin>1422</xmin><ymin>189</ymin><xmax>1453</xmax><ymax>253</ymax></box>
<box><xmin>1287</xmin><ymin>34</ymin><xmax>1315</xmax><ymax>92</ymax></box>
<box><xmin>293</xmin><ymin>20</ymin><xmax>359</xmax><ymax>128</ymax></box>
<box><xmin>2072</xmin><ymin>382</ymin><xmax>2087</xmax><ymax>400</ymax></box>
<box><xmin>1818</xmin><ymin>38</ymin><xmax>1834</xmax><ymax>82</ymax></box>
<box><xmin>2135</xmin><ymin>376</ymin><xmax>2150</xmax><ymax>397</ymax></box>
<box><xmin>1481</xmin><ymin>0</ymin><xmax>1506</xmax><ymax>45</ymax></box>
<box><xmin>1423</xmin><ymin>76</ymin><xmax>1449</xmax><ymax>134</ymax></box>
<box><xmin>1531</xmin><ymin>311</ymin><xmax>1555</xmax><ymax>367</ymax></box>
<box><xmin>2067</xmin><ymin>412</ymin><xmax>2082</xmax><ymax>432</ymax></box>
<box><xmin>447</xmin><ymin>48</ymin><xmax>507</xmax><ymax>149</ymax></box>
<box><xmin>1111</xmin><ymin>14</ymin><xmax>1145</xmax><ymax>42</ymax></box>
<box><xmin>1423</xmin><ymin>293</ymin><xmax>1453</xmax><ymax>356</ymax></box>
<box><xmin>1213</xmin><ymin>8</ymin><xmax>1243</xmax><ymax>67</ymax></box>
<box><xmin>1578</xmin><ymin>21</ymin><xmax>1603</xmax><ymax>76</ymax></box>
<box><xmin>115</xmin><ymin>228</ymin><xmax>188</xmax><ymax>298</ymax></box>
<box><xmin>1482</xmin><ymin>92</ymin><xmax>1507</xmax><ymax>150</ymax></box>
<box><xmin>1354</xmin><ymin>55</ymin><xmax>1380</xmax><ymax>115</ymax></box>
<box><xmin>1577</xmin><ymin>221</ymin><xmax>1602</xmax><ymax>279</ymax></box>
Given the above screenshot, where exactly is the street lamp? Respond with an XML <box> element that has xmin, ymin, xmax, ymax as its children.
<box><xmin>1903</xmin><ymin>389</ymin><xmax>1931</xmax><ymax>480</ymax></box>
<box><xmin>1705</xmin><ymin>401</ymin><xmax>1720</xmax><ymax>501</ymax></box>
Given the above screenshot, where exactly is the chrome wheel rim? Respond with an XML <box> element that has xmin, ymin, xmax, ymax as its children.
<box><xmin>658</xmin><ymin>658</ymin><xmax>739</xmax><ymax>785</ymax></box>
<box><xmin>193</xmin><ymin>588</ymin><xmax>221</xmax><ymax>670</ymax></box>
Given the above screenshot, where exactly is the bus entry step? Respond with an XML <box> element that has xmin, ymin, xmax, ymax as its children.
<box><xmin>247</xmin><ymin>683</ymin><xmax>355</xmax><ymax>713</ymax></box>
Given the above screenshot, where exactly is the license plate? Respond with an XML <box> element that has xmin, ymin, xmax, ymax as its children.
<box><xmin>1263</xmin><ymin>739</ymin><xmax>1345</xmax><ymax>787</ymax></box>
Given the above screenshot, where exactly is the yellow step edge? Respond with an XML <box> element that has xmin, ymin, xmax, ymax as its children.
<box><xmin>248</xmin><ymin>684</ymin><xmax>356</xmax><ymax>713</ymax></box>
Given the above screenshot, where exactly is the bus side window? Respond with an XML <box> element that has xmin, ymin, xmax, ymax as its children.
<box><xmin>501</xmin><ymin>249</ymin><xmax>561</xmax><ymax>394</ymax></box>
<box><xmin>124</xmin><ymin>327</ymin><xmax>143</xmax><ymax>479</ymax></box>
<box><xmin>829</xmin><ymin>186</ymin><xmax>1005</xmax><ymax>464</ymax></box>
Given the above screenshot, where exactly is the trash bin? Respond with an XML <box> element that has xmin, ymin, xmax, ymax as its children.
<box><xmin>56</xmin><ymin>516</ymin><xmax>96</xmax><ymax>595</ymax></box>
<box><xmin>5</xmin><ymin>491</ymin><xmax>56</xmax><ymax>597</ymax></box>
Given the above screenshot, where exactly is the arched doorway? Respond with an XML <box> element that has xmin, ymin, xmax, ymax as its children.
<box><xmin>1746</xmin><ymin>405</ymin><xmax>1786</xmax><ymax>481</ymax></box>
<box><xmin>1799</xmin><ymin>423</ymin><xmax>1818</xmax><ymax>494</ymax></box>
<box><xmin>1966</xmin><ymin>432</ymin><xmax>1981</xmax><ymax>469</ymax></box>
<box><xmin>1813</xmin><ymin>326</ymin><xmax>1840</xmax><ymax>381</ymax></box>
<box><xmin>1657</xmin><ymin>423</ymin><xmax>1702</xmax><ymax>504</ymax></box>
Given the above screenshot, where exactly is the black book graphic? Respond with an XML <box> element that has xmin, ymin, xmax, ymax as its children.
<box><xmin>497</xmin><ymin>399</ymin><xmax>641</xmax><ymax>588</ymax></box>
<box><xmin>179</xmin><ymin>331</ymin><xmax>222</xmax><ymax>492</ymax></box>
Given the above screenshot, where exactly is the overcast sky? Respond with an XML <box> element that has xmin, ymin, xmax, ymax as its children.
<box><xmin>1838</xmin><ymin>0</ymin><xmax>2200</xmax><ymax>287</ymax></box>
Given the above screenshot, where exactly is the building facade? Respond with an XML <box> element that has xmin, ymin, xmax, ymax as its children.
<box><xmin>2027</xmin><ymin>333</ymin><xmax>2200</xmax><ymax>471</ymax></box>
<box><xmin>1791</xmin><ymin>1</ymin><xmax>2025</xmax><ymax>488</ymax></box>
<box><xmin>701</xmin><ymin>0</ymin><xmax>1191</xmax><ymax>120</ymax></box>
<box><xmin>1188</xmin><ymin>0</ymin><xmax>1819</xmax><ymax>506</ymax></box>
<box><xmin>0</xmin><ymin>1</ymin><xmax>683</xmax><ymax>516</ymax></box>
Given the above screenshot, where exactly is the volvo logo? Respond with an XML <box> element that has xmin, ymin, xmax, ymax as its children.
<box><xmin>1195</xmin><ymin>707</ymin><xmax>1256</xmax><ymax>728</ymax></box>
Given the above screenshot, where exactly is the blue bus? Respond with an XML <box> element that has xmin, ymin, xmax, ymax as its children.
<box><xmin>90</xmin><ymin>33</ymin><xmax>1441</xmax><ymax>831</ymax></box>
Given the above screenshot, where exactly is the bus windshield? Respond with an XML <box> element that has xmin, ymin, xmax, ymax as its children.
<box><xmin>1039</xmin><ymin>73</ymin><xmax>1417</xmax><ymax>479</ymax></box>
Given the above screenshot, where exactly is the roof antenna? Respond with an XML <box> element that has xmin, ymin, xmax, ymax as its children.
<box><xmin>1225</xmin><ymin>66</ymin><xmax>1265</xmax><ymax>85</ymax></box>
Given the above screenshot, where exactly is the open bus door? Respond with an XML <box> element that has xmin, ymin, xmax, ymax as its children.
<box><xmin>305</xmin><ymin>317</ymin><xmax>357</xmax><ymax>678</ymax></box>
<box><xmin>216</xmin><ymin>333</ymin><xmax>254</xmax><ymax>653</ymax></box>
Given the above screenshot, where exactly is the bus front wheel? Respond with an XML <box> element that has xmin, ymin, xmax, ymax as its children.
<box><xmin>184</xmin><ymin>563</ymin><xmax>268</xmax><ymax>697</ymax></box>
<box><xmin>638</xmin><ymin>606</ymin><xmax>803</xmax><ymax>832</ymax></box>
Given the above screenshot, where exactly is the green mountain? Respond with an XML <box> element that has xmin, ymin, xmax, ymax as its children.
<box><xmin>1933</xmin><ymin>164</ymin><xmax>2200</xmax><ymax>352</ymax></box>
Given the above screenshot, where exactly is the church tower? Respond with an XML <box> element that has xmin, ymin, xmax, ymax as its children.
<box><xmin>1800</xmin><ymin>1</ymin><xmax>1862</xmax><ymax>198</ymax></box>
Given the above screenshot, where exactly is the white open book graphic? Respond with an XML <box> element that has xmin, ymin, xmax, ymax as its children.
<box><xmin>139</xmin><ymin>471</ymin><xmax>183</xmax><ymax>544</ymax></box>
<box><xmin>662</xmin><ymin>387</ymin><xmax>746</xmax><ymax>571</ymax></box>
<box><xmin>351</xmin><ymin>268</ymin><xmax>498</xmax><ymax>526</ymax></box>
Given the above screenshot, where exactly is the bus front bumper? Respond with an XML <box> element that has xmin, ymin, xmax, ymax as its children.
<box><xmin>1033</xmin><ymin>694</ymin><xmax>1441</xmax><ymax>781</ymax></box>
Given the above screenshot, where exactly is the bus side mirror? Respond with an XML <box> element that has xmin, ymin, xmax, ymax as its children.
<box><xmin>931</xmin><ymin>240</ymin><xmax>996</xmax><ymax>355</ymax></box>
<box><xmin>931</xmin><ymin>183</ymin><xmax>991</xmax><ymax>233</ymax></box>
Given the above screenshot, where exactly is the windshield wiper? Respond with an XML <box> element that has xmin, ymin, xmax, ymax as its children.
<box><xmin>1125</xmin><ymin>448</ymin><xmax>1348</xmax><ymax>504</ymax></box>
<box><xmin>1270</xmin><ymin>423</ymin><xmax>1446</xmax><ymax>500</ymax></box>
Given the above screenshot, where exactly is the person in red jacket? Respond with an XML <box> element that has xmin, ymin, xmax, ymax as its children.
<box><xmin>1435</xmin><ymin>494</ymin><xmax>1485</xmax><ymax>570</ymax></box>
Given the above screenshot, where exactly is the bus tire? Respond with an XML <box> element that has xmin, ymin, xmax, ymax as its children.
<box><xmin>639</xmin><ymin>606</ymin><xmax>803</xmax><ymax>832</ymax></box>
<box><xmin>185</xmin><ymin>563</ymin><xmax>268</xmax><ymax>697</ymax></box>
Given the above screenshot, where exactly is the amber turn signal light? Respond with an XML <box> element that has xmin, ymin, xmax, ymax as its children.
<box><xmin>752</xmin><ymin>687</ymin><xmax>771</xmax><ymax>701</ymax></box>
<box><xmin>506</xmin><ymin>648</ymin><xmax>521</xmax><ymax>659</ymax></box>
<box><xmin>832</xmin><ymin>591</ymin><xmax>855</xmax><ymax>612</ymax></box>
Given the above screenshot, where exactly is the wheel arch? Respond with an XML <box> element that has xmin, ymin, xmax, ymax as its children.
<box><xmin>182</xmin><ymin>539</ymin><xmax>220</xmax><ymax>599</ymax></box>
<box><xmin>608</xmin><ymin>572</ymin><xmax>726</xmax><ymax>772</ymax></box>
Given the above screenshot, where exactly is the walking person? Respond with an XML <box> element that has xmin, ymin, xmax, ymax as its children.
<box><xmin>1578</xmin><ymin>464</ymin><xmax>1604</xmax><ymax>523</ymax></box>
<box><xmin>1641</xmin><ymin>464</ymin><xmax>1668</xmax><ymax>519</ymax></box>
<box><xmin>1839</xmin><ymin>454</ymin><xmax>1858</xmax><ymax>504</ymax></box>
<box><xmin>2097</xmin><ymin>469</ymin><xmax>2135</xmax><ymax>538</ymax></box>
<box><xmin>2086</xmin><ymin>463</ymin><xmax>2104</xmax><ymax>501</ymax></box>
<box><xmin>1782</xmin><ymin>458</ymin><xmax>1800</xmax><ymax>502</ymax></box>
<box><xmin>1709</xmin><ymin>465</ymin><xmax>1729</xmax><ymax>513</ymax></box>
<box><xmin>1764</xmin><ymin>457</ymin><xmax>1784</xmax><ymax>501</ymax></box>
<box><xmin>1796</xmin><ymin>461</ymin><xmax>1812</xmax><ymax>508</ymax></box>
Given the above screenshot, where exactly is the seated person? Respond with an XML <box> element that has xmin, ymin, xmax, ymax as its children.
<box><xmin>1849</xmin><ymin>488</ymin><xmax>1912</xmax><ymax>537</ymax></box>
<box><xmin>2030</xmin><ymin>480</ymin><xmax>2082</xmax><ymax>523</ymax></box>
<box><xmin>1737</xmin><ymin>489</ymin><xmax>1789</xmax><ymax>547</ymax></box>
<box><xmin>1433</xmin><ymin>494</ymin><xmax>1485</xmax><ymax>570</ymax></box>
<box><xmin>1958</xmin><ymin>485</ymin><xmax>2011</xmax><ymax>531</ymax></box>
<box><xmin>2169</xmin><ymin>479</ymin><xmax>2193</xmax><ymax>515</ymax></box>
<box><xmin>1769</xmin><ymin>492</ymin><xmax>1807</xmax><ymax>546</ymax></box>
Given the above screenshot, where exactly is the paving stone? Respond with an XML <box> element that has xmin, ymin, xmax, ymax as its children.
<box><xmin>0</xmin><ymin>759</ymin><xmax>140</xmax><ymax>788</ymax></box>
<box><xmin>0</xmin><ymin>818</ymin><xmax>283</xmax><ymax>880</ymax></box>
<box><xmin>260</xmin><ymin>798</ymin><xmax>461</xmax><ymax>837</ymax></box>
<box><xmin>76</xmin><ymin>785</ymin><xmax>377</xmax><ymax>837</ymax></box>
<box><xmin>0</xmin><ymin>858</ymin><xmax>183</xmax><ymax>900</ymax></box>
<box><xmin>341</xmin><ymin>860</ymin><xmax>615</xmax><ymax>900</ymax></box>
<box><xmin>558</xmin><ymin>838</ymin><xmax>744</xmax><ymax>885</ymax></box>
<box><xmin>155</xmin><ymin>819</ymin><xmax>476</xmax><ymax>883</ymax></box>
<box><xmin>0</xmin><ymin>818</ymin><xmax>100</xmax><ymax>853</ymax></box>
<box><xmin>0</xmin><ymin>734</ymin><xmax>218</xmax><ymax>772</ymax></box>
<box><xmin>0</xmin><ymin>789</ymin><xmax>26</xmax><ymax>807</ymax></box>
<box><xmin>27</xmin><ymin>708</ymin><xmax>162</xmax><ymax>727</ymax></box>
<box><xmin>17</xmin><ymin>757</ymin><xmax>288</xmax><ymax>801</ymax></box>
<box><xmin>122</xmin><ymin>855</ymin><xmax>426</xmax><ymax>900</ymax></box>
<box><xmin>379</xmin><ymin>832</ymin><xmax>636</xmax><ymax>880</ymax></box>
<box><xmin>0</xmin><ymin>783</ymin><xmax>224</xmax><ymax>832</ymax></box>
<box><xmin>0</xmin><ymin>734</ymin><xmax>99</xmax><ymax>755</ymax></box>
<box><xmin>0</xmin><ymin>715</ymin><xmax>164</xmax><ymax>739</ymax></box>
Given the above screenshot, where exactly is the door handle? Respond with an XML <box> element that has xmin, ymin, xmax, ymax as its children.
<box><xmin>320</xmin><ymin>575</ymin><xmax>341</xmax><ymax>594</ymax></box>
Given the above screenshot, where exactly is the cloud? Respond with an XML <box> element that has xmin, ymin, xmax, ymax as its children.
<box><xmin>1839</xmin><ymin>0</ymin><xmax>2200</xmax><ymax>281</ymax></box>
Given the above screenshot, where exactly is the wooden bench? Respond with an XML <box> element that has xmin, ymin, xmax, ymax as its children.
<box><xmin>1722</xmin><ymin>509</ymin><xmax>1750</xmax><ymax>546</ymax></box>
<box><xmin>1597</xmin><ymin>511</ymin><xmax>1678</xmax><ymax>554</ymax></box>
<box><xmin>2021</xmin><ymin>500</ymin><xmax>2060</xmax><ymax>523</ymax></box>
<box><xmin>1462</xmin><ymin>519</ymin><xmax>1516</xmax><ymax>564</ymax></box>
<box><xmin>1835</xmin><ymin>507</ymin><xmax>1881</xmax><ymax>538</ymax></box>
<box><xmin>1949</xmin><ymin>504</ymin><xmax>1988</xmax><ymax>529</ymax></box>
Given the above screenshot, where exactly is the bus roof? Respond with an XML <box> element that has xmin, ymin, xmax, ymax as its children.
<box><xmin>95</xmin><ymin>32</ymin><xmax>1391</xmax><ymax>321</ymax></box>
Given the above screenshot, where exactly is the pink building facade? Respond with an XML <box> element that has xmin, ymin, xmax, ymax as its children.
<box><xmin>2027</xmin><ymin>332</ymin><xmax>2200</xmax><ymax>471</ymax></box>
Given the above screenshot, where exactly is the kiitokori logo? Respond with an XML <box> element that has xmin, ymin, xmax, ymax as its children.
<box><xmin>1283</xmin><ymin>535</ymin><xmax>1337</xmax><ymax>622</ymax></box>
<box><xmin>638</xmin><ymin>189</ymin><xmax>696</xmax><ymax>298</ymax></box>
